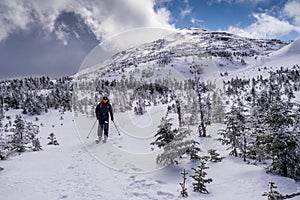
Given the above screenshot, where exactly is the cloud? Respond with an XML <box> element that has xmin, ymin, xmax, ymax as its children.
<box><xmin>180</xmin><ymin>6</ymin><xmax>192</xmax><ymax>19</ymax></box>
<box><xmin>224</xmin><ymin>0</ymin><xmax>300</xmax><ymax>40</ymax></box>
<box><xmin>0</xmin><ymin>0</ymin><xmax>33</xmax><ymax>41</ymax></box>
<box><xmin>283</xmin><ymin>0</ymin><xmax>300</xmax><ymax>25</ymax></box>
<box><xmin>227</xmin><ymin>13</ymin><xmax>299</xmax><ymax>39</ymax></box>
<box><xmin>0</xmin><ymin>0</ymin><xmax>174</xmax><ymax>43</ymax></box>
<box><xmin>190</xmin><ymin>18</ymin><xmax>204</xmax><ymax>24</ymax></box>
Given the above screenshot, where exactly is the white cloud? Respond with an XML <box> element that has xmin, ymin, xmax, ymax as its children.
<box><xmin>180</xmin><ymin>6</ymin><xmax>192</xmax><ymax>19</ymax></box>
<box><xmin>190</xmin><ymin>18</ymin><xmax>204</xmax><ymax>24</ymax></box>
<box><xmin>0</xmin><ymin>0</ymin><xmax>174</xmax><ymax>43</ymax></box>
<box><xmin>219</xmin><ymin>1</ymin><xmax>300</xmax><ymax>40</ymax></box>
<box><xmin>283</xmin><ymin>0</ymin><xmax>300</xmax><ymax>25</ymax></box>
<box><xmin>0</xmin><ymin>0</ymin><xmax>33</xmax><ymax>41</ymax></box>
<box><xmin>227</xmin><ymin>13</ymin><xmax>300</xmax><ymax>39</ymax></box>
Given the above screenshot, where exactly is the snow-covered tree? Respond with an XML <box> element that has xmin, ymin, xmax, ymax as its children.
<box><xmin>156</xmin><ymin>128</ymin><xmax>201</xmax><ymax>165</ymax></box>
<box><xmin>195</xmin><ymin>81</ymin><xmax>211</xmax><ymax>137</ymax></box>
<box><xmin>9</xmin><ymin>115</ymin><xmax>39</xmax><ymax>153</ymax></box>
<box><xmin>151</xmin><ymin>117</ymin><xmax>174</xmax><ymax>149</ymax></box>
<box><xmin>11</xmin><ymin>115</ymin><xmax>26</xmax><ymax>152</ymax></box>
<box><xmin>262</xmin><ymin>99</ymin><xmax>300</xmax><ymax>180</ymax></box>
<box><xmin>32</xmin><ymin>138</ymin><xmax>42</xmax><ymax>151</ymax></box>
<box><xmin>47</xmin><ymin>133</ymin><xmax>59</xmax><ymax>145</ymax></box>
<box><xmin>208</xmin><ymin>149</ymin><xmax>223</xmax><ymax>162</ymax></box>
<box><xmin>218</xmin><ymin>102</ymin><xmax>248</xmax><ymax>158</ymax></box>
<box><xmin>262</xmin><ymin>182</ymin><xmax>283</xmax><ymax>200</ymax></box>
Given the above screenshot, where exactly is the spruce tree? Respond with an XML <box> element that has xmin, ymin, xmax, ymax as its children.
<box><xmin>179</xmin><ymin>169</ymin><xmax>188</xmax><ymax>197</ymax></box>
<box><xmin>218</xmin><ymin>102</ymin><xmax>248</xmax><ymax>157</ymax></box>
<box><xmin>11</xmin><ymin>115</ymin><xmax>26</xmax><ymax>152</ymax></box>
<box><xmin>47</xmin><ymin>133</ymin><xmax>59</xmax><ymax>145</ymax></box>
<box><xmin>195</xmin><ymin>81</ymin><xmax>210</xmax><ymax>137</ymax></box>
<box><xmin>263</xmin><ymin>99</ymin><xmax>300</xmax><ymax>180</ymax></box>
<box><xmin>32</xmin><ymin>138</ymin><xmax>42</xmax><ymax>151</ymax></box>
<box><xmin>190</xmin><ymin>160</ymin><xmax>212</xmax><ymax>193</ymax></box>
<box><xmin>151</xmin><ymin>117</ymin><xmax>174</xmax><ymax>149</ymax></box>
<box><xmin>156</xmin><ymin>128</ymin><xmax>201</xmax><ymax>165</ymax></box>
<box><xmin>262</xmin><ymin>182</ymin><xmax>283</xmax><ymax>200</ymax></box>
<box><xmin>208</xmin><ymin>149</ymin><xmax>223</xmax><ymax>162</ymax></box>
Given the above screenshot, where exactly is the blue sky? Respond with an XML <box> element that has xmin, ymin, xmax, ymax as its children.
<box><xmin>0</xmin><ymin>0</ymin><xmax>299</xmax><ymax>79</ymax></box>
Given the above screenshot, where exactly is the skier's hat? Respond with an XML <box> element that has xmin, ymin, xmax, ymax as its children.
<box><xmin>102</xmin><ymin>96</ymin><xmax>108</xmax><ymax>100</ymax></box>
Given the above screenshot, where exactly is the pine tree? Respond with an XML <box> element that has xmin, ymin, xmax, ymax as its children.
<box><xmin>262</xmin><ymin>182</ymin><xmax>283</xmax><ymax>200</ymax></box>
<box><xmin>179</xmin><ymin>169</ymin><xmax>188</xmax><ymax>197</ymax></box>
<box><xmin>208</xmin><ymin>149</ymin><xmax>223</xmax><ymax>162</ymax></box>
<box><xmin>218</xmin><ymin>102</ymin><xmax>248</xmax><ymax>157</ymax></box>
<box><xmin>190</xmin><ymin>160</ymin><xmax>212</xmax><ymax>193</ymax></box>
<box><xmin>151</xmin><ymin>117</ymin><xmax>174</xmax><ymax>149</ymax></box>
<box><xmin>47</xmin><ymin>133</ymin><xmax>59</xmax><ymax>145</ymax></box>
<box><xmin>156</xmin><ymin>128</ymin><xmax>201</xmax><ymax>165</ymax></box>
<box><xmin>195</xmin><ymin>81</ymin><xmax>210</xmax><ymax>137</ymax></box>
<box><xmin>11</xmin><ymin>115</ymin><xmax>26</xmax><ymax>152</ymax></box>
<box><xmin>263</xmin><ymin>99</ymin><xmax>300</xmax><ymax>180</ymax></box>
<box><xmin>32</xmin><ymin>138</ymin><xmax>42</xmax><ymax>151</ymax></box>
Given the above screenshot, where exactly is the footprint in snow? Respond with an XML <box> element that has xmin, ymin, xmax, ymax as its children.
<box><xmin>156</xmin><ymin>191</ymin><xmax>175</xmax><ymax>199</ymax></box>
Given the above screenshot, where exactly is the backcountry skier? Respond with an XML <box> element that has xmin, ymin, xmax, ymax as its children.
<box><xmin>95</xmin><ymin>96</ymin><xmax>114</xmax><ymax>143</ymax></box>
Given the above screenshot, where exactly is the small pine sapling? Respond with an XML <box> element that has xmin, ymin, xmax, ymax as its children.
<box><xmin>32</xmin><ymin>138</ymin><xmax>42</xmax><ymax>151</ymax></box>
<box><xmin>208</xmin><ymin>149</ymin><xmax>224</xmax><ymax>162</ymax></box>
<box><xmin>262</xmin><ymin>182</ymin><xmax>283</xmax><ymax>200</ymax></box>
<box><xmin>190</xmin><ymin>160</ymin><xmax>212</xmax><ymax>194</ymax></box>
<box><xmin>179</xmin><ymin>169</ymin><xmax>188</xmax><ymax>197</ymax></box>
<box><xmin>47</xmin><ymin>133</ymin><xmax>59</xmax><ymax>145</ymax></box>
<box><xmin>262</xmin><ymin>182</ymin><xmax>300</xmax><ymax>200</ymax></box>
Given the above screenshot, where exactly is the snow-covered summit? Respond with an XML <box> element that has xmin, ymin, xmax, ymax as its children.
<box><xmin>76</xmin><ymin>27</ymin><xmax>289</xmax><ymax>80</ymax></box>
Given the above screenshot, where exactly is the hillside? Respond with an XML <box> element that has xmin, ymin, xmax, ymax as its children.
<box><xmin>1</xmin><ymin>28</ymin><xmax>300</xmax><ymax>200</ymax></box>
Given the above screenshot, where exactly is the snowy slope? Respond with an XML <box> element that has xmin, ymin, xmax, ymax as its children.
<box><xmin>222</xmin><ymin>37</ymin><xmax>300</xmax><ymax>81</ymax></box>
<box><xmin>1</xmin><ymin>110</ymin><xmax>299</xmax><ymax>200</ymax></box>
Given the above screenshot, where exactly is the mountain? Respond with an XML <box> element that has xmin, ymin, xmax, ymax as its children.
<box><xmin>76</xmin><ymin>27</ymin><xmax>289</xmax><ymax>80</ymax></box>
<box><xmin>1</xmin><ymin>27</ymin><xmax>300</xmax><ymax>200</ymax></box>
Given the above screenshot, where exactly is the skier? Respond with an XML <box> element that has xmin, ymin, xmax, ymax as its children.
<box><xmin>95</xmin><ymin>96</ymin><xmax>114</xmax><ymax>143</ymax></box>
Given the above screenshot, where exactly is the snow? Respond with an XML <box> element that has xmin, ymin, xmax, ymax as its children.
<box><xmin>1</xmin><ymin>108</ymin><xmax>299</xmax><ymax>200</ymax></box>
<box><xmin>1</xmin><ymin>28</ymin><xmax>300</xmax><ymax>200</ymax></box>
<box><xmin>271</xmin><ymin>38</ymin><xmax>300</xmax><ymax>58</ymax></box>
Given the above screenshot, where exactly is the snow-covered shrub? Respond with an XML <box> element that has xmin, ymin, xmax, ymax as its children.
<box><xmin>47</xmin><ymin>133</ymin><xmax>59</xmax><ymax>145</ymax></box>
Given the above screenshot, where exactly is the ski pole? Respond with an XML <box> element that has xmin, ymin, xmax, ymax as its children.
<box><xmin>112</xmin><ymin>121</ymin><xmax>121</xmax><ymax>136</ymax></box>
<box><xmin>87</xmin><ymin>119</ymin><xmax>97</xmax><ymax>139</ymax></box>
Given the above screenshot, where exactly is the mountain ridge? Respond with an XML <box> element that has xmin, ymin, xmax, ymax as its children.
<box><xmin>77</xmin><ymin>27</ymin><xmax>290</xmax><ymax>79</ymax></box>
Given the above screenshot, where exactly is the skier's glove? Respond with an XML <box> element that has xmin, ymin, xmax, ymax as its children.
<box><xmin>111</xmin><ymin>117</ymin><xmax>114</xmax><ymax>121</ymax></box>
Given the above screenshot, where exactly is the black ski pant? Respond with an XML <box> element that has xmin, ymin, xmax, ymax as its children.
<box><xmin>97</xmin><ymin>120</ymin><xmax>109</xmax><ymax>138</ymax></box>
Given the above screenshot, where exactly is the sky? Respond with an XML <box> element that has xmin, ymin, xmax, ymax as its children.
<box><xmin>0</xmin><ymin>0</ymin><xmax>300</xmax><ymax>79</ymax></box>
